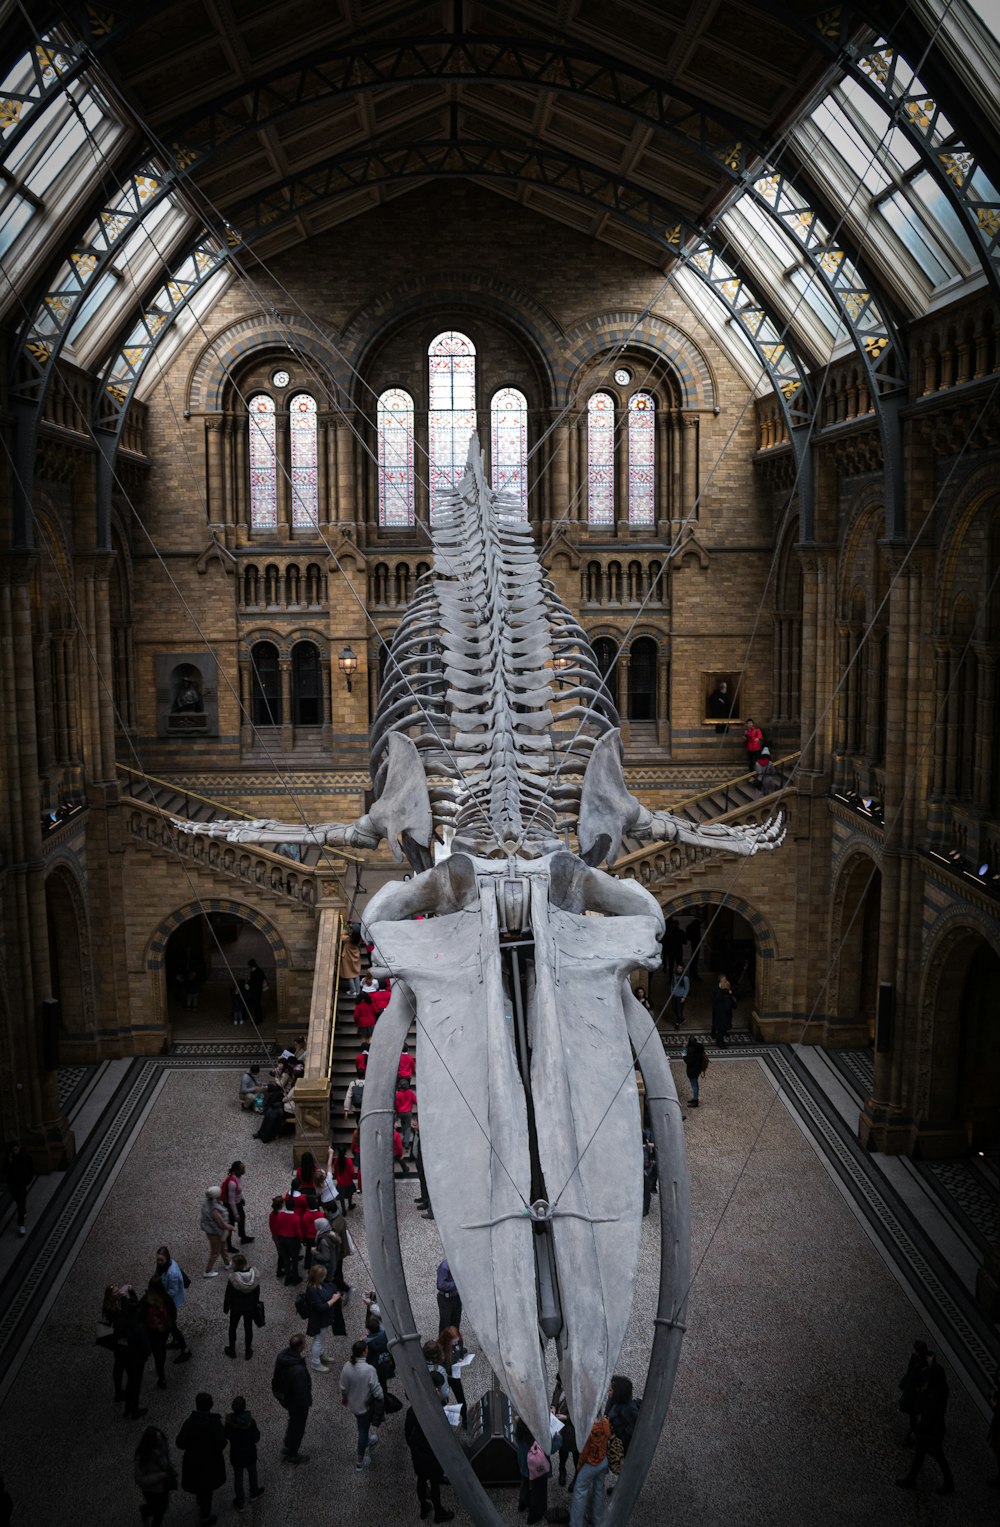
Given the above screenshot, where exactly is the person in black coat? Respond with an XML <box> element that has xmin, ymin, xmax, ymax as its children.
<box><xmin>897</xmin><ymin>1339</ymin><xmax>930</xmax><ymax>1443</ymax></box>
<box><xmin>222</xmin><ymin>1256</ymin><xmax>261</xmax><ymax>1360</ymax></box>
<box><xmin>896</xmin><ymin>1354</ymin><xmax>954</xmax><ymax>1495</ymax></box>
<box><xmin>272</xmin><ymin>1334</ymin><xmax>312</xmax><ymax>1463</ymax></box>
<box><xmin>176</xmin><ymin>1392</ymin><xmax>227</xmax><ymax>1525</ymax></box>
<box><xmin>710</xmin><ymin>974</ymin><xmax>736</xmax><ymax>1048</ymax></box>
<box><xmin>605</xmin><ymin>1374</ymin><xmax>639</xmax><ymax>1485</ymax></box>
<box><xmin>404</xmin><ymin>1401</ymin><xmax>454</xmax><ymax>1522</ymax></box>
<box><xmin>683</xmin><ymin>1036</ymin><xmax>707</xmax><ymax>1108</ymax></box>
<box><xmin>224</xmin><ymin>1396</ymin><xmax>265</xmax><ymax>1509</ymax></box>
<box><xmin>107</xmin><ymin>1284</ymin><xmax>151</xmax><ymax>1419</ymax></box>
<box><xmin>4</xmin><ymin>1142</ymin><xmax>33</xmax><ymax>1235</ymax></box>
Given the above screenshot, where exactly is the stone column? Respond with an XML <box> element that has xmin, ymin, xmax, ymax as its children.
<box><xmin>318</xmin><ymin>414</ymin><xmax>332</xmax><ymax>528</ymax></box>
<box><xmin>656</xmin><ymin>649</ymin><xmax>670</xmax><ymax>749</ymax></box>
<box><xmin>548</xmin><ymin>413</ymin><xmax>570</xmax><ymax>529</ymax></box>
<box><xmin>799</xmin><ymin>555</ymin><xmax>819</xmax><ymax>770</ymax></box>
<box><xmin>279</xmin><ymin>656</ymin><xmax>293</xmax><ymax>749</ymax></box>
<box><xmin>973</xmin><ymin>644</ymin><xmax>997</xmax><ymax>808</ymax></box>
<box><xmin>234</xmin><ymin>416</ymin><xmax>249</xmax><ymax>545</ymax></box>
<box><xmin>617</xmin><ymin>652</ymin><xmax>631</xmax><ymax>747</ymax></box>
<box><xmin>655</xmin><ymin>409</ymin><xmax>670</xmax><ymax>537</ymax></box>
<box><xmin>681</xmin><ymin>415</ymin><xmax>699</xmax><ymax>519</ymax></box>
<box><xmin>336</xmin><ymin>416</ymin><xmax>356</xmax><ymax>524</ymax></box>
<box><xmin>275</xmin><ymin>414</ymin><xmax>291</xmax><ymax>537</ymax></box>
<box><xmin>205</xmin><ymin>416</ymin><xmax>225</xmax><ymax>528</ymax></box>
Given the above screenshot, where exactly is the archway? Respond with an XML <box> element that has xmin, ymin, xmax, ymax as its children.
<box><xmin>832</xmin><ymin>855</ymin><xmax>881</xmax><ymax>1035</ymax></box>
<box><xmin>628</xmin><ymin>637</ymin><xmax>657</xmax><ymax>721</ymax></box>
<box><xmin>160</xmin><ymin>910</ymin><xmax>281</xmax><ymax>1042</ymax></box>
<box><xmin>925</xmin><ymin>929</ymin><xmax>1000</xmax><ymax>1151</ymax></box>
<box><xmin>44</xmin><ymin>867</ymin><xmax>92</xmax><ymax>1057</ymax></box>
<box><xmin>655</xmin><ymin>891</ymin><xmax>774</xmax><ymax>1029</ymax></box>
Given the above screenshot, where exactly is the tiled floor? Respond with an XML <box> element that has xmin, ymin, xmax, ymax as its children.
<box><xmin>1</xmin><ymin>1050</ymin><xmax>998</xmax><ymax>1526</ymax></box>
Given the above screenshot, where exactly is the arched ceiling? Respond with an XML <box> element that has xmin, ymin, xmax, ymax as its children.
<box><xmin>53</xmin><ymin>0</ymin><xmax>843</xmax><ymax>269</ymax></box>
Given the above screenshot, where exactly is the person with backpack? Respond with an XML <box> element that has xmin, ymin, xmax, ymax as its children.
<box><xmin>272</xmin><ymin>1333</ymin><xmax>312</xmax><ymax>1464</ymax></box>
<box><xmin>343</xmin><ymin>1067</ymin><xmax>366</xmax><ymax>1124</ymax></box>
<box><xmin>313</xmin><ymin>1214</ymin><xmax>351</xmax><ymax>1294</ymax></box>
<box><xmin>515</xmin><ymin>1418</ymin><xmax>551</xmax><ymax>1525</ymax></box>
<box><xmin>224</xmin><ymin>1395</ymin><xmax>265</xmax><ymax>1510</ymax></box>
<box><xmin>683</xmin><ymin>1036</ymin><xmax>708</xmax><ymax>1108</ymax></box>
<box><xmin>300</xmin><ymin>1262</ymin><xmax>344</xmax><ymax>1371</ymax></box>
<box><xmin>221</xmin><ymin>1161</ymin><xmax>252</xmax><ymax>1248</ymax></box>
<box><xmin>176</xmin><ymin>1392</ymin><xmax>227</xmax><ymax>1525</ymax></box>
<box><xmin>139</xmin><ymin>1277</ymin><xmax>176</xmax><ymax>1390</ymax></box>
<box><xmin>134</xmin><ymin>1424</ymin><xmax>176</xmax><ymax>1525</ymax></box>
<box><xmin>363</xmin><ymin>1306</ymin><xmax>400</xmax><ymax>1413</ymax></box>
<box><xmin>340</xmin><ymin>1338</ymin><xmax>384</xmax><ymax>1471</ymax></box>
<box><xmin>605</xmin><ymin>1375</ymin><xmax>639</xmax><ymax>1492</ymax></box>
<box><xmin>223</xmin><ymin>1254</ymin><xmax>261</xmax><ymax>1361</ymax></box>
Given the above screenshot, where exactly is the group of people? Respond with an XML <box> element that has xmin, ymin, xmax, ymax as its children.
<box><xmin>238</xmin><ymin>1038</ymin><xmax>307</xmax><ymax>1144</ymax></box>
<box><xmin>743</xmin><ymin>717</ymin><xmax>777</xmax><ymax>793</ymax></box>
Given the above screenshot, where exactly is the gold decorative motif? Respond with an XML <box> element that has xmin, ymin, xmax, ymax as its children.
<box><xmin>36</xmin><ymin>45</ymin><xmax>69</xmax><ymax>81</ymax></box>
<box><xmin>762</xmin><ymin>343</ymin><xmax>786</xmax><ymax>363</ymax></box>
<box><xmin>755</xmin><ymin>175</ymin><xmax>780</xmax><ymax>204</ymax></box>
<box><xmin>26</xmin><ymin>340</ymin><xmax>51</xmax><ymax>364</ymax></box>
<box><xmin>171</xmin><ymin>143</ymin><xmax>199</xmax><ymax>170</ymax></box>
<box><xmin>976</xmin><ymin>206</ymin><xmax>1000</xmax><ymax>236</ymax></box>
<box><xmin>904</xmin><ymin>99</ymin><xmax>936</xmax><ymax>133</ymax></box>
<box><xmin>779</xmin><ymin>379</ymin><xmax>801</xmax><ymax>399</ymax></box>
<box><xmin>843</xmin><ymin>292</ymin><xmax>869</xmax><ymax>319</ymax></box>
<box><xmin>940</xmin><ymin>150</ymin><xmax>973</xmax><ymax>187</ymax></box>
<box><xmin>134</xmin><ymin>175</ymin><xmax>159</xmax><ymax>199</ymax></box>
<box><xmin>721</xmin><ymin>278</ymin><xmax>740</xmax><ymax>301</ymax></box>
<box><xmin>0</xmin><ymin>98</ymin><xmax>23</xmax><ymax>128</ymax></box>
<box><xmin>814</xmin><ymin>10</ymin><xmax>841</xmax><ymax>40</ymax></box>
<box><xmin>105</xmin><ymin>382</ymin><xmax>128</xmax><ymax>405</ymax></box>
<box><xmin>863</xmin><ymin>335</ymin><xmax>888</xmax><ymax>358</ymax></box>
<box><xmin>101</xmin><ymin>210</ymin><xmax>129</xmax><ymax>241</ymax></box>
<box><xmin>819</xmin><ymin>249</ymin><xmax>844</xmax><ymax>274</ymax></box>
<box><xmin>663</xmin><ymin>224</ymin><xmax>681</xmax><ymax>245</ymax></box>
<box><xmin>226</xmin><ymin>226</ymin><xmax>242</xmax><ymax>248</ymax></box>
<box><xmin>859</xmin><ymin>49</ymin><xmax>893</xmax><ymax>87</ymax></box>
<box><xmin>123</xmin><ymin>345</ymin><xmax>144</xmax><ymax>367</ymax></box>
<box><xmin>691</xmin><ymin>249</ymin><xmax>712</xmax><ymax>274</ymax></box>
<box><xmin>145</xmin><ymin>311</ymin><xmax>167</xmax><ymax>335</ymax></box>
<box><xmin>70</xmin><ymin>250</ymin><xmax>98</xmax><ymax>275</ymax></box>
<box><xmin>43</xmin><ymin>294</ymin><xmax>73</xmax><ymax>319</ymax></box>
<box><xmin>86</xmin><ymin>6</ymin><xmax>116</xmax><ymax>37</ymax></box>
<box><xmin>166</xmin><ymin>281</ymin><xmax>189</xmax><ymax>304</ymax></box>
<box><xmin>718</xmin><ymin>142</ymin><xmax>742</xmax><ymax>170</ymax></box>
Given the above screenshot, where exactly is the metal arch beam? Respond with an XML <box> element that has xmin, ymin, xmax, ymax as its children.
<box><xmin>749</xmin><ymin>1</ymin><xmax>1000</xmax><ymax>298</ymax></box>
<box><xmin>163</xmin><ymin>31</ymin><xmax>768</xmax><ymax>182</ymax></box>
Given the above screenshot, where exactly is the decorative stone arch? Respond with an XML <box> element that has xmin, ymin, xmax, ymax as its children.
<box><xmin>915</xmin><ymin>909</ymin><xmax>1000</xmax><ymax>1146</ymax></box>
<box><xmin>837</xmin><ymin>485</ymin><xmax>886</xmax><ymax>615</ymax></box>
<box><xmin>561</xmin><ymin>312</ymin><xmax>716</xmax><ymax>412</ymax></box>
<box><xmin>657</xmin><ymin>888</ymin><xmax>777</xmax><ymax>1010</ymax></box>
<box><xmin>44</xmin><ymin>859</ymin><xmax>96</xmax><ymax>1055</ymax></box>
<box><xmin>933</xmin><ymin>466</ymin><xmax>1000</xmax><ymax>637</ymax></box>
<box><xmin>145</xmin><ymin>899</ymin><xmax>290</xmax><ymax>1039</ymax></box>
<box><xmin>187</xmin><ymin>314</ymin><xmax>350</xmax><ymax>413</ymax></box>
<box><xmin>340</xmin><ymin>272</ymin><xmax>562</xmax><ymax>403</ymax></box>
<box><xmin>828</xmin><ymin>843</ymin><xmax>882</xmax><ymax>1023</ymax></box>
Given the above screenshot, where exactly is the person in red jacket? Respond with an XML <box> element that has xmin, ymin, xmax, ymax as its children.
<box><xmin>272</xmin><ymin>1194</ymin><xmax>303</xmax><ymax>1286</ymax></box>
<box><xmin>267</xmin><ymin>1194</ymin><xmax>286</xmax><ymax>1280</ymax></box>
<box><xmin>296</xmin><ymin>1196</ymin><xmax>323</xmax><ymax>1271</ymax></box>
<box><xmin>394</xmin><ymin>1083</ymin><xmax>417</xmax><ymax>1152</ymax></box>
<box><xmin>332</xmin><ymin>1147</ymin><xmax>358</xmax><ymax>1210</ymax></box>
<box><xmin>371</xmin><ymin>978</ymin><xmax>392</xmax><ymax>1016</ymax></box>
<box><xmin>393</xmin><ymin>1125</ymin><xmax>410</xmax><ymax>1177</ymax></box>
<box><xmin>396</xmin><ymin>1048</ymin><xmax>415</xmax><ymax>1084</ymax></box>
<box><xmin>743</xmin><ymin>718</ymin><xmax>763</xmax><ymax>771</ymax></box>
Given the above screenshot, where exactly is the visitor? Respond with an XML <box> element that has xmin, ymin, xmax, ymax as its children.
<box><xmin>332</xmin><ymin>1146</ymin><xmax>358</xmax><ymax>1209</ymax></box>
<box><xmin>253</xmin><ymin>1083</ymin><xmax>287</xmax><ymax>1144</ymax></box>
<box><xmin>898</xmin><ymin>1339</ymin><xmax>930</xmax><ymax>1444</ymax></box>
<box><xmin>355</xmin><ymin>1042</ymin><xmax>371</xmax><ymax>1075</ymax></box>
<box><xmin>154</xmin><ymin>1245</ymin><xmax>192</xmax><ymax>1362</ymax></box>
<box><xmin>200</xmin><ymin>1187</ymin><xmax>231</xmax><ymax>1277</ymax></box>
<box><xmin>313</xmin><ymin>1214</ymin><xmax>351</xmax><ymax>1294</ymax></box>
<box><xmin>642</xmin><ymin>1128</ymin><xmax>657</xmax><ymax>1218</ymax></box>
<box><xmin>238</xmin><ymin>1066</ymin><xmax>262</xmax><ymax>1110</ymax></box>
<box><xmin>340</xmin><ymin>1338</ymin><xmax>383</xmax><ymax>1471</ymax></box>
<box><xmin>224</xmin><ymin>1395</ymin><xmax>265</xmax><ymax>1510</ymax></box>
<box><xmin>397</xmin><ymin>1046</ymin><xmax>415</xmax><ymax>1084</ymax></box>
<box><xmin>395</xmin><ymin>1078</ymin><xmax>417</xmax><ymax>1151</ymax></box>
<box><xmin>711</xmin><ymin>973</ymin><xmax>736</xmax><ymax>1048</ymax></box>
<box><xmin>106</xmin><ymin>1283</ymin><xmax>150</xmax><ymax>1420</ymax></box>
<box><xmin>363</xmin><ymin>1306</ymin><xmax>399</xmax><ymax>1411</ymax></box>
<box><xmin>293</xmin><ymin>1149</ymin><xmax>319</xmax><ymax>1207</ymax></box>
<box><xmin>354</xmin><ymin>989</ymin><xmax>378</xmax><ymax>1039</ymax></box>
<box><xmin>439</xmin><ymin>1325</ymin><xmax>467</xmax><ymax>1426</ymax></box>
<box><xmin>683</xmin><ymin>1035</ymin><xmax>707</xmax><ymax>1108</ymax></box>
<box><xmin>4</xmin><ymin>1141</ymin><xmax>33</xmax><ymax>1236</ymax></box>
<box><xmin>134</xmin><ymin>1424</ymin><xmax>176</xmax><ymax>1525</ymax></box>
<box><xmin>139</xmin><ymin>1276</ymin><xmax>175</xmax><ymax>1391</ymax></box>
<box><xmin>605</xmin><ymin>1375</ymin><xmax>639</xmax><ymax>1491</ymax></box>
<box><xmin>175</xmin><ymin>1392</ymin><xmax>227</xmax><ymax>1526</ymax></box>
<box><xmin>272</xmin><ymin>1332</ymin><xmax>312</xmax><ymax>1464</ymax></box>
<box><xmin>303</xmin><ymin>1262</ymin><xmax>345</xmax><ymax>1371</ymax></box>
<box><xmin>743</xmin><ymin>717</ymin><xmax>763</xmax><ymax>770</ymax></box>
<box><xmin>245</xmin><ymin>959</ymin><xmax>268</xmax><ymax>1023</ymax></box>
<box><xmin>754</xmin><ymin>745</ymin><xmax>777</xmax><ymax>793</ymax></box>
<box><xmin>551</xmin><ymin>1374</ymin><xmax>578</xmax><ymax>1488</ymax></box>
<box><xmin>343</xmin><ymin>1066</ymin><xmax>366</xmax><ymax>1124</ymax></box>
<box><xmin>422</xmin><ymin>1340</ymin><xmax>452</xmax><ymax>1403</ymax></box>
<box><xmin>896</xmin><ymin>1352</ymin><xmax>954</xmax><ymax>1495</ymax></box>
<box><xmin>436</xmin><ymin>1258</ymin><xmax>461</xmax><ymax>1330</ymax></box>
<box><xmin>670</xmin><ymin>962</ymin><xmax>689</xmax><ymax>1027</ymax></box>
<box><xmin>413</xmin><ymin>1121</ymin><xmax>433</xmax><ymax>1219</ymax></box>
<box><xmin>222</xmin><ymin>1160</ymin><xmax>253</xmax><ymax>1246</ymax></box>
<box><xmin>341</xmin><ymin>926</ymin><xmax>363</xmax><ymax>998</ymax></box>
<box><xmin>515</xmin><ymin>1417</ymin><xmax>551</xmax><ymax>1524</ymax></box>
<box><xmin>569</xmin><ymin>1415</ymin><xmax>612</xmax><ymax>1527</ymax></box>
<box><xmin>404</xmin><ymin>1394</ymin><xmax>454</xmax><ymax>1522</ymax></box>
<box><xmin>223</xmin><ymin>1253</ymin><xmax>261</xmax><ymax>1360</ymax></box>
<box><xmin>272</xmin><ymin>1194</ymin><xmax>303</xmax><ymax>1285</ymax></box>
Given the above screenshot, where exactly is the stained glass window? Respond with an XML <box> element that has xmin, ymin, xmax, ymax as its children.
<box><xmin>289</xmin><ymin>392</ymin><xmax>318</xmax><ymax>527</ymax></box>
<box><xmin>490</xmin><ymin>386</ymin><xmax>528</xmax><ymax>517</ymax></box>
<box><xmin>377</xmin><ymin>388</ymin><xmax>415</xmax><ymax>527</ymax></box>
<box><xmin>248</xmin><ymin>393</ymin><xmax>277</xmax><ymax>529</ymax></box>
<box><xmin>587</xmin><ymin>392</ymin><xmax>615</xmax><ymax>526</ymax></box>
<box><xmin>428</xmin><ymin>330</ymin><xmax>476</xmax><ymax>519</ymax></box>
<box><xmin>628</xmin><ymin>392</ymin><xmax>655</xmax><ymax>526</ymax></box>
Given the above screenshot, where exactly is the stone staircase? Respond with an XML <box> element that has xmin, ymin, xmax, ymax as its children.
<box><xmin>327</xmin><ymin>985</ymin><xmax>418</xmax><ymax>1153</ymax></box>
<box><xmin>117</xmin><ymin>765</ymin><xmax>325</xmax><ymax>866</ymax></box>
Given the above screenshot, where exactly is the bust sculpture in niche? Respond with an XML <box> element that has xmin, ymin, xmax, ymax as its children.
<box><xmin>172</xmin><ymin>666</ymin><xmax>204</xmax><ymax>713</ymax></box>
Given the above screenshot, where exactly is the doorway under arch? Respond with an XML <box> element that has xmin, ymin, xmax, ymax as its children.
<box><xmin>924</xmin><ymin>928</ymin><xmax>1000</xmax><ymax>1151</ymax></box>
<box><xmin>161</xmin><ymin>910</ymin><xmax>280</xmax><ymax>1042</ymax></box>
<box><xmin>45</xmin><ymin>866</ymin><xmax>93</xmax><ymax>1059</ymax></box>
<box><xmin>656</xmin><ymin>892</ymin><xmax>773</xmax><ymax>1029</ymax></box>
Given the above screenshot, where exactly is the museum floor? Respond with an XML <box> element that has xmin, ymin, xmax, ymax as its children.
<box><xmin>0</xmin><ymin>1035</ymin><xmax>997</xmax><ymax>1527</ymax></box>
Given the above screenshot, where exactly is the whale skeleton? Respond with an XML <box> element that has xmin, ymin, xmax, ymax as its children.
<box><xmin>176</xmin><ymin>438</ymin><xmax>782</xmax><ymax>1522</ymax></box>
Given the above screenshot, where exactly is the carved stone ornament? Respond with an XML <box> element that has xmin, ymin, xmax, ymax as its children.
<box><xmin>176</xmin><ymin>436</ymin><xmax>782</xmax><ymax>1521</ymax></box>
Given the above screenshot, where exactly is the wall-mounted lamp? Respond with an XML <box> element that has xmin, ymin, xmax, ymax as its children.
<box><xmin>338</xmin><ymin>644</ymin><xmax>358</xmax><ymax>692</ymax></box>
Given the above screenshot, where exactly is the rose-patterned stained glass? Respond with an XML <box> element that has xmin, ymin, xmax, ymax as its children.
<box><xmin>490</xmin><ymin>386</ymin><xmax>528</xmax><ymax>518</ymax></box>
<box><xmin>289</xmin><ymin>392</ymin><xmax>318</xmax><ymax>527</ymax></box>
<box><xmin>628</xmin><ymin>391</ymin><xmax>655</xmax><ymax>526</ymax></box>
<box><xmin>587</xmin><ymin>391</ymin><xmax>615</xmax><ymax>526</ymax></box>
<box><xmin>428</xmin><ymin>330</ymin><xmax>476</xmax><ymax>520</ymax></box>
<box><xmin>378</xmin><ymin>388</ymin><xmax>415</xmax><ymax>527</ymax></box>
<box><xmin>248</xmin><ymin>393</ymin><xmax>277</xmax><ymax>529</ymax></box>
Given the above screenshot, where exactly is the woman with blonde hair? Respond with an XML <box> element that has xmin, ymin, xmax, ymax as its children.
<box><xmin>200</xmin><ymin>1186</ymin><xmax>231</xmax><ymax>1277</ymax></box>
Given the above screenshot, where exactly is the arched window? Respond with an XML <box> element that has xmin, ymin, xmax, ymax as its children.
<box><xmin>587</xmin><ymin>393</ymin><xmax>614</xmax><ymax>526</ymax></box>
<box><xmin>628</xmin><ymin>637</ymin><xmax>657</xmax><ymax>720</ymax></box>
<box><xmin>249</xmin><ymin>641</ymin><xmax>281</xmax><ymax>726</ymax></box>
<box><xmin>285</xmin><ymin>564</ymin><xmax>301</xmax><ymax>605</ymax></box>
<box><xmin>292</xmin><ymin>641</ymin><xmax>322</xmax><ymax>726</ymax></box>
<box><xmin>304</xmin><ymin>563</ymin><xmax>323</xmax><ymax>604</ymax></box>
<box><xmin>377</xmin><ymin>388</ymin><xmax>415</xmax><ymax>527</ymax></box>
<box><xmin>628</xmin><ymin>392</ymin><xmax>655</xmax><ymax>525</ymax></box>
<box><xmin>490</xmin><ymin>386</ymin><xmax>528</xmax><ymax>517</ymax></box>
<box><xmin>428</xmin><ymin>331</ymin><xmax>476</xmax><ymax>516</ymax></box>
<box><xmin>243</xmin><ymin>565</ymin><xmax>260</xmax><ymax>607</ymax></box>
<box><xmin>248</xmin><ymin>395</ymin><xmax>278</xmax><ymax>529</ymax></box>
<box><xmin>289</xmin><ymin>393</ymin><xmax>318</xmax><ymax>527</ymax></box>
<box><xmin>593</xmin><ymin>637</ymin><xmax>618</xmax><ymax>709</ymax></box>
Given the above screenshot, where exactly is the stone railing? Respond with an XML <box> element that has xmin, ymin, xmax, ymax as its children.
<box><xmin>293</xmin><ymin>905</ymin><xmax>343</xmax><ymax>1165</ymax></box>
<box><xmin>122</xmin><ymin>794</ymin><xmax>322</xmax><ymax>907</ymax></box>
